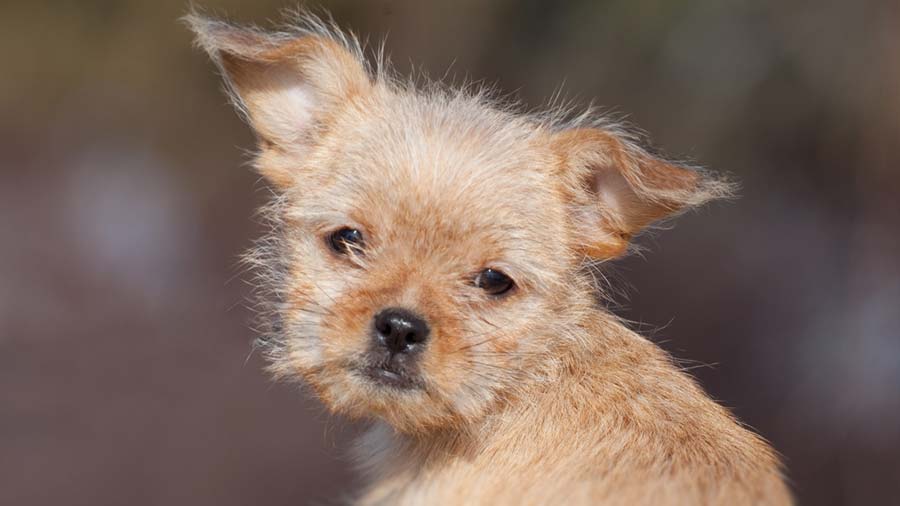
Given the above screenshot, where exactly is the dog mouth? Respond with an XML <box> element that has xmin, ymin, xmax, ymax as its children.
<box><xmin>358</xmin><ymin>360</ymin><xmax>423</xmax><ymax>390</ymax></box>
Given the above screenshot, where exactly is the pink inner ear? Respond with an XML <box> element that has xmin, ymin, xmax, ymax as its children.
<box><xmin>590</xmin><ymin>162</ymin><xmax>677</xmax><ymax>236</ymax></box>
<box><xmin>256</xmin><ymin>78</ymin><xmax>319</xmax><ymax>144</ymax></box>
<box><xmin>229</xmin><ymin>60</ymin><xmax>321</xmax><ymax>146</ymax></box>
<box><xmin>591</xmin><ymin>165</ymin><xmax>638</xmax><ymax>222</ymax></box>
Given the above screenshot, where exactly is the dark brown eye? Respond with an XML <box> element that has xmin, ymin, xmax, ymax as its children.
<box><xmin>476</xmin><ymin>268</ymin><xmax>515</xmax><ymax>296</ymax></box>
<box><xmin>328</xmin><ymin>227</ymin><xmax>364</xmax><ymax>254</ymax></box>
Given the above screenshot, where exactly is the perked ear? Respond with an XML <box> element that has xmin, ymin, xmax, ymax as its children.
<box><xmin>184</xmin><ymin>12</ymin><xmax>372</xmax><ymax>187</ymax></box>
<box><xmin>552</xmin><ymin>128</ymin><xmax>734</xmax><ymax>259</ymax></box>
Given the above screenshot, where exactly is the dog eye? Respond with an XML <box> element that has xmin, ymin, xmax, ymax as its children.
<box><xmin>476</xmin><ymin>268</ymin><xmax>515</xmax><ymax>296</ymax></box>
<box><xmin>328</xmin><ymin>227</ymin><xmax>365</xmax><ymax>254</ymax></box>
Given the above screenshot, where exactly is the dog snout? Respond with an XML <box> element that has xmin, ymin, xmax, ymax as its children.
<box><xmin>373</xmin><ymin>308</ymin><xmax>430</xmax><ymax>354</ymax></box>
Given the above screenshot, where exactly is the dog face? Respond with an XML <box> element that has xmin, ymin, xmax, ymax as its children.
<box><xmin>258</xmin><ymin>91</ymin><xmax>579</xmax><ymax>431</ymax></box>
<box><xmin>188</xmin><ymin>14</ymin><xmax>729</xmax><ymax>432</ymax></box>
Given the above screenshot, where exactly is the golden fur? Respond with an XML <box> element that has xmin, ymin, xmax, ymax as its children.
<box><xmin>187</xmin><ymin>10</ymin><xmax>792</xmax><ymax>505</ymax></box>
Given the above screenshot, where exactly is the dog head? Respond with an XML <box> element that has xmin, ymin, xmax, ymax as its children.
<box><xmin>188</xmin><ymin>13</ymin><xmax>731</xmax><ymax>433</ymax></box>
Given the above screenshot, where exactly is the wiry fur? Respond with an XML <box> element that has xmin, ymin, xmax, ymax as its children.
<box><xmin>186</xmin><ymin>9</ymin><xmax>791</xmax><ymax>505</ymax></box>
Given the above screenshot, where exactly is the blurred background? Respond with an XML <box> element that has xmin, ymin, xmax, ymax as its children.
<box><xmin>2</xmin><ymin>1</ymin><xmax>898</xmax><ymax>504</ymax></box>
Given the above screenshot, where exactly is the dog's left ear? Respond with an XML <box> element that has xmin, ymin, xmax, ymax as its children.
<box><xmin>552</xmin><ymin>128</ymin><xmax>733</xmax><ymax>259</ymax></box>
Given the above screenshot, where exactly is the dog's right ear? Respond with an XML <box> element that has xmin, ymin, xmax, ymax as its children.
<box><xmin>185</xmin><ymin>13</ymin><xmax>372</xmax><ymax>188</ymax></box>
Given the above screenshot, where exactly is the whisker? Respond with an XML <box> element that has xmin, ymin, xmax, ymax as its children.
<box><xmin>292</xmin><ymin>306</ymin><xmax>332</xmax><ymax>317</ymax></box>
<box><xmin>452</xmin><ymin>333</ymin><xmax>505</xmax><ymax>354</ymax></box>
<box><xmin>291</xmin><ymin>290</ymin><xmax>337</xmax><ymax>317</ymax></box>
<box><xmin>467</xmin><ymin>360</ymin><xmax>521</xmax><ymax>373</ymax></box>
<box><xmin>312</xmin><ymin>281</ymin><xmax>340</xmax><ymax>307</ymax></box>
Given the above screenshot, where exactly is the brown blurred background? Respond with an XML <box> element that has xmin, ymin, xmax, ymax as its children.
<box><xmin>2</xmin><ymin>1</ymin><xmax>898</xmax><ymax>504</ymax></box>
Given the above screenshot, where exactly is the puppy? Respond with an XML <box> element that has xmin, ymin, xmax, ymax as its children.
<box><xmin>187</xmin><ymin>11</ymin><xmax>791</xmax><ymax>505</ymax></box>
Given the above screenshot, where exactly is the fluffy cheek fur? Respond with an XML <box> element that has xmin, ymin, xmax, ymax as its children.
<box><xmin>263</xmin><ymin>227</ymin><xmax>568</xmax><ymax>433</ymax></box>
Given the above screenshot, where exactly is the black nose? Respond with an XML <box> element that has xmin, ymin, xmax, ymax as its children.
<box><xmin>373</xmin><ymin>308</ymin><xmax>430</xmax><ymax>354</ymax></box>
